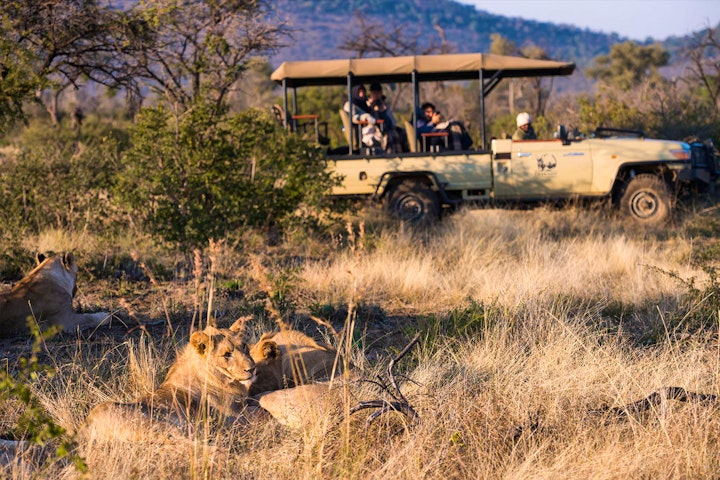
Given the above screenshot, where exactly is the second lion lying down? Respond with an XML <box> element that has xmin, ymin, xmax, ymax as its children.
<box><xmin>249</xmin><ymin>328</ymin><xmax>343</xmax><ymax>395</ymax></box>
<box><xmin>248</xmin><ymin>328</ymin><xmax>352</xmax><ymax>429</ymax></box>
<box><xmin>0</xmin><ymin>252</ymin><xmax>109</xmax><ymax>337</ymax></box>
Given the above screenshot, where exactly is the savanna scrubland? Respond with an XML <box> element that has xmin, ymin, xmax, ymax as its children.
<box><xmin>3</xmin><ymin>203</ymin><xmax>720</xmax><ymax>479</ymax></box>
<box><xmin>2</xmin><ymin>1</ymin><xmax>720</xmax><ymax>478</ymax></box>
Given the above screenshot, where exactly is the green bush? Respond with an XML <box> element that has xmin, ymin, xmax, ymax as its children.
<box><xmin>115</xmin><ymin>103</ymin><xmax>338</xmax><ymax>248</ymax></box>
<box><xmin>0</xmin><ymin>135</ymin><xmax>124</xmax><ymax>236</ymax></box>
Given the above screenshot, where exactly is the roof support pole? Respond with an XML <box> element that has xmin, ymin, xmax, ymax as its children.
<box><xmin>292</xmin><ymin>86</ymin><xmax>298</xmax><ymax>132</ymax></box>
<box><xmin>282</xmin><ymin>79</ymin><xmax>290</xmax><ymax>131</ymax></box>
<box><xmin>347</xmin><ymin>72</ymin><xmax>354</xmax><ymax>152</ymax></box>
<box><xmin>482</xmin><ymin>70</ymin><xmax>504</xmax><ymax>97</ymax></box>
<box><xmin>412</xmin><ymin>69</ymin><xmax>419</xmax><ymax>152</ymax></box>
<box><xmin>479</xmin><ymin>69</ymin><xmax>486</xmax><ymax>149</ymax></box>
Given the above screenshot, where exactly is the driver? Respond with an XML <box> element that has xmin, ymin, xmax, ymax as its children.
<box><xmin>512</xmin><ymin>112</ymin><xmax>537</xmax><ymax>140</ymax></box>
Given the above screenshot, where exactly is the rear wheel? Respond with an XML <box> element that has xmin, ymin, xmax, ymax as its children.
<box><xmin>385</xmin><ymin>180</ymin><xmax>440</xmax><ymax>225</ymax></box>
<box><xmin>617</xmin><ymin>174</ymin><xmax>672</xmax><ymax>226</ymax></box>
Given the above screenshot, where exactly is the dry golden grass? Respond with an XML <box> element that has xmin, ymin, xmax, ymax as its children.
<box><xmin>3</xmin><ymin>204</ymin><xmax>720</xmax><ymax>479</ymax></box>
<box><xmin>301</xmin><ymin>206</ymin><xmax>698</xmax><ymax>314</ymax></box>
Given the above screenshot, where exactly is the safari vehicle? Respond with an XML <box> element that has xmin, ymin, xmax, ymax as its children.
<box><xmin>271</xmin><ymin>53</ymin><xmax>719</xmax><ymax>226</ymax></box>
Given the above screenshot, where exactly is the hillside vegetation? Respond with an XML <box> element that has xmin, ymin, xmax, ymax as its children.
<box><xmin>270</xmin><ymin>0</ymin><xmax>708</xmax><ymax>65</ymax></box>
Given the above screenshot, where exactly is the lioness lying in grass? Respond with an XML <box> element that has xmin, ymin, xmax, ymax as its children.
<box><xmin>248</xmin><ymin>328</ymin><xmax>350</xmax><ymax>429</ymax></box>
<box><xmin>248</xmin><ymin>328</ymin><xmax>342</xmax><ymax>395</ymax></box>
<box><xmin>0</xmin><ymin>252</ymin><xmax>109</xmax><ymax>337</ymax></box>
<box><xmin>84</xmin><ymin>319</ymin><xmax>257</xmax><ymax>440</ymax></box>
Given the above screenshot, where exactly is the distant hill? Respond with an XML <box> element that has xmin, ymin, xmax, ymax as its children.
<box><xmin>268</xmin><ymin>0</ymin><xmax>714</xmax><ymax>68</ymax></box>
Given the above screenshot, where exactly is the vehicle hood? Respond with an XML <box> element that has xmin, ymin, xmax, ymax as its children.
<box><xmin>586</xmin><ymin>138</ymin><xmax>690</xmax><ymax>162</ymax></box>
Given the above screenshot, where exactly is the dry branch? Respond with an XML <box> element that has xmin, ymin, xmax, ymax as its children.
<box><xmin>590</xmin><ymin>386</ymin><xmax>719</xmax><ymax>420</ymax></box>
<box><xmin>348</xmin><ymin>333</ymin><xmax>421</xmax><ymax>426</ymax></box>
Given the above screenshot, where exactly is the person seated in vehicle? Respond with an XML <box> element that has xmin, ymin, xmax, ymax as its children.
<box><xmin>416</xmin><ymin>102</ymin><xmax>473</xmax><ymax>150</ymax></box>
<box><xmin>343</xmin><ymin>84</ymin><xmax>382</xmax><ymax>149</ymax></box>
<box><xmin>415</xmin><ymin>102</ymin><xmax>472</xmax><ymax>151</ymax></box>
<box><xmin>512</xmin><ymin>112</ymin><xmax>537</xmax><ymax>140</ymax></box>
<box><xmin>367</xmin><ymin>82</ymin><xmax>408</xmax><ymax>153</ymax></box>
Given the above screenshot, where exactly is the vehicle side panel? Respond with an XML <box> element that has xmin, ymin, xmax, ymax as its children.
<box><xmin>328</xmin><ymin>152</ymin><xmax>493</xmax><ymax>195</ymax></box>
<box><xmin>498</xmin><ymin>139</ymin><xmax>593</xmax><ymax>199</ymax></box>
<box><xmin>588</xmin><ymin>138</ymin><xmax>689</xmax><ymax>193</ymax></box>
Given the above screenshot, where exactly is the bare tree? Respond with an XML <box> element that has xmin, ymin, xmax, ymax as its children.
<box><xmin>0</xmin><ymin>0</ymin><xmax>138</xmax><ymax>125</ymax></box>
<box><xmin>685</xmin><ymin>26</ymin><xmax>720</xmax><ymax>116</ymax></box>
<box><xmin>338</xmin><ymin>12</ymin><xmax>453</xmax><ymax>112</ymax></box>
<box><xmin>489</xmin><ymin>33</ymin><xmax>518</xmax><ymax>114</ymax></box>
<box><xmin>338</xmin><ymin>12</ymin><xmax>451</xmax><ymax>59</ymax></box>
<box><xmin>121</xmin><ymin>0</ymin><xmax>289</xmax><ymax>116</ymax></box>
<box><xmin>520</xmin><ymin>44</ymin><xmax>553</xmax><ymax>118</ymax></box>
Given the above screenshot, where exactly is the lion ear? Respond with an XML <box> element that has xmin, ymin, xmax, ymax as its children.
<box><xmin>258</xmin><ymin>332</ymin><xmax>274</xmax><ymax>341</ymax></box>
<box><xmin>261</xmin><ymin>341</ymin><xmax>280</xmax><ymax>360</ymax></box>
<box><xmin>61</xmin><ymin>252</ymin><xmax>76</xmax><ymax>270</ymax></box>
<box><xmin>36</xmin><ymin>253</ymin><xmax>46</xmax><ymax>265</ymax></box>
<box><xmin>190</xmin><ymin>332</ymin><xmax>212</xmax><ymax>356</ymax></box>
<box><xmin>229</xmin><ymin>316</ymin><xmax>251</xmax><ymax>336</ymax></box>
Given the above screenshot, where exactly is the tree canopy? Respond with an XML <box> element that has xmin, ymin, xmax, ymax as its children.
<box><xmin>586</xmin><ymin>41</ymin><xmax>670</xmax><ymax>91</ymax></box>
<box><xmin>121</xmin><ymin>0</ymin><xmax>288</xmax><ymax>116</ymax></box>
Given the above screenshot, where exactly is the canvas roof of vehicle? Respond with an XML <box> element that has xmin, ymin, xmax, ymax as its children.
<box><xmin>271</xmin><ymin>52</ymin><xmax>575</xmax><ymax>87</ymax></box>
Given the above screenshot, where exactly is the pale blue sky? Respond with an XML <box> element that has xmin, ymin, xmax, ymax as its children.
<box><xmin>457</xmin><ymin>0</ymin><xmax>720</xmax><ymax>40</ymax></box>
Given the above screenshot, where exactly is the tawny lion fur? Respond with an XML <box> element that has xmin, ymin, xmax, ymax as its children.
<box><xmin>247</xmin><ymin>328</ymin><xmax>353</xmax><ymax>429</ymax></box>
<box><xmin>84</xmin><ymin>319</ymin><xmax>257</xmax><ymax>440</ymax></box>
<box><xmin>248</xmin><ymin>329</ymin><xmax>342</xmax><ymax>396</ymax></box>
<box><xmin>0</xmin><ymin>252</ymin><xmax>109</xmax><ymax>337</ymax></box>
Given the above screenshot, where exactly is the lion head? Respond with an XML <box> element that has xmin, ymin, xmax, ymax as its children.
<box><xmin>84</xmin><ymin>318</ymin><xmax>258</xmax><ymax>441</ymax></box>
<box><xmin>155</xmin><ymin>318</ymin><xmax>257</xmax><ymax>417</ymax></box>
<box><xmin>249</xmin><ymin>332</ymin><xmax>283</xmax><ymax>395</ymax></box>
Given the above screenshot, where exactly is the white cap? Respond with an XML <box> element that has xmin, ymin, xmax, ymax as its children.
<box><xmin>516</xmin><ymin>112</ymin><xmax>531</xmax><ymax>127</ymax></box>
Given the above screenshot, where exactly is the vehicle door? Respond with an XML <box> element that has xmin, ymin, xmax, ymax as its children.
<box><xmin>509</xmin><ymin>140</ymin><xmax>593</xmax><ymax>198</ymax></box>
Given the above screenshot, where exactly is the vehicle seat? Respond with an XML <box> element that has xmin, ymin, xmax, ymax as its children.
<box><xmin>404</xmin><ymin>120</ymin><xmax>417</xmax><ymax>153</ymax></box>
<box><xmin>339</xmin><ymin>108</ymin><xmax>357</xmax><ymax>153</ymax></box>
<box><xmin>491</xmin><ymin>138</ymin><xmax>512</xmax><ymax>157</ymax></box>
<box><xmin>557</xmin><ymin>124</ymin><xmax>569</xmax><ymax>145</ymax></box>
<box><xmin>272</xmin><ymin>104</ymin><xmax>286</xmax><ymax>128</ymax></box>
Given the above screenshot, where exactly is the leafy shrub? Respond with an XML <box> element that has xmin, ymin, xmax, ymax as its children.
<box><xmin>115</xmin><ymin>103</ymin><xmax>338</xmax><ymax>248</ymax></box>
<box><xmin>0</xmin><ymin>325</ymin><xmax>86</xmax><ymax>472</ymax></box>
<box><xmin>0</xmin><ymin>135</ymin><xmax>125</xmax><ymax>238</ymax></box>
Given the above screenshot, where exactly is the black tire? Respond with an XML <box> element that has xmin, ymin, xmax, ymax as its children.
<box><xmin>385</xmin><ymin>180</ymin><xmax>440</xmax><ymax>225</ymax></box>
<box><xmin>617</xmin><ymin>174</ymin><xmax>672</xmax><ymax>226</ymax></box>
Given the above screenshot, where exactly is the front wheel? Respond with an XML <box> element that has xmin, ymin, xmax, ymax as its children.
<box><xmin>385</xmin><ymin>180</ymin><xmax>440</xmax><ymax>225</ymax></box>
<box><xmin>617</xmin><ymin>174</ymin><xmax>672</xmax><ymax>226</ymax></box>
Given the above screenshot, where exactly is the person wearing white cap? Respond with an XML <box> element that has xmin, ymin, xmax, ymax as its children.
<box><xmin>512</xmin><ymin>112</ymin><xmax>537</xmax><ymax>140</ymax></box>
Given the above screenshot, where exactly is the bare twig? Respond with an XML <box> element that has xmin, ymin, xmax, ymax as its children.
<box><xmin>589</xmin><ymin>386</ymin><xmax>719</xmax><ymax>420</ymax></box>
<box><xmin>347</xmin><ymin>333</ymin><xmax>421</xmax><ymax>426</ymax></box>
<box><xmin>387</xmin><ymin>333</ymin><xmax>420</xmax><ymax>405</ymax></box>
<box><xmin>309</xmin><ymin>315</ymin><xmax>340</xmax><ymax>338</ymax></box>
<box><xmin>350</xmin><ymin>400</ymin><xmax>420</xmax><ymax>423</ymax></box>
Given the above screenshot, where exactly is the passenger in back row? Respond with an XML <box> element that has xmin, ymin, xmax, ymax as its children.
<box><xmin>415</xmin><ymin>102</ymin><xmax>472</xmax><ymax>151</ymax></box>
<box><xmin>367</xmin><ymin>82</ymin><xmax>407</xmax><ymax>153</ymax></box>
<box><xmin>343</xmin><ymin>84</ymin><xmax>382</xmax><ymax>149</ymax></box>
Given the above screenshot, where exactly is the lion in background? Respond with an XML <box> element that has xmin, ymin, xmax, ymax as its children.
<box><xmin>248</xmin><ymin>328</ymin><xmax>354</xmax><ymax>429</ymax></box>
<box><xmin>248</xmin><ymin>329</ymin><xmax>343</xmax><ymax>395</ymax></box>
<box><xmin>84</xmin><ymin>318</ymin><xmax>258</xmax><ymax>441</ymax></box>
<box><xmin>0</xmin><ymin>252</ymin><xmax>109</xmax><ymax>337</ymax></box>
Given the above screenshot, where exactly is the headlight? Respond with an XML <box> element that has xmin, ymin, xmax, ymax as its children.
<box><xmin>670</xmin><ymin>148</ymin><xmax>690</xmax><ymax>160</ymax></box>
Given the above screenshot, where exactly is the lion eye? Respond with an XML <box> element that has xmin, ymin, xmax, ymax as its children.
<box><xmin>223</xmin><ymin>351</ymin><xmax>233</xmax><ymax>359</ymax></box>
